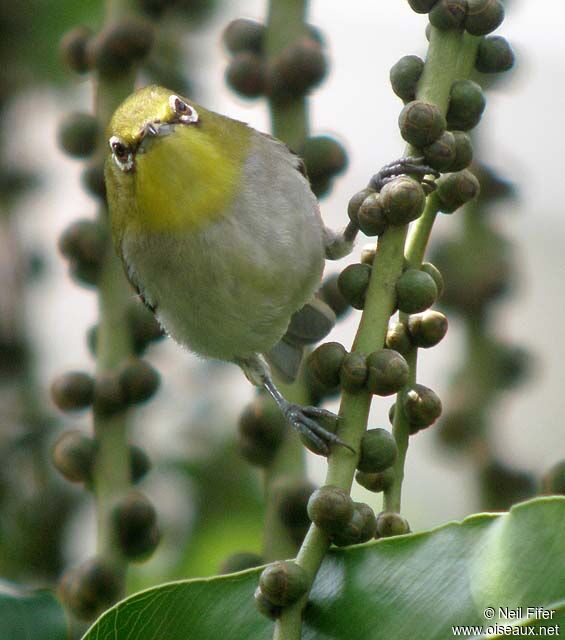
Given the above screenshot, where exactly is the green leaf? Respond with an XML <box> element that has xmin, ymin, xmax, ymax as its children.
<box><xmin>83</xmin><ymin>497</ymin><xmax>565</xmax><ymax>640</ymax></box>
<box><xmin>0</xmin><ymin>582</ymin><xmax>69</xmax><ymax>640</ymax></box>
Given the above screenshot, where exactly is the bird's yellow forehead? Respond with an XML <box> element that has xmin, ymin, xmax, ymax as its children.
<box><xmin>108</xmin><ymin>85</ymin><xmax>189</xmax><ymax>146</ymax></box>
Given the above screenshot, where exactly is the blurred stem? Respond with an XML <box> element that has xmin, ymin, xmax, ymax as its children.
<box><xmin>90</xmin><ymin>1</ymin><xmax>138</xmax><ymax>586</ymax></box>
<box><xmin>384</xmin><ymin>28</ymin><xmax>481</xmax><ymax>514</ymax></box>
<box><xmin>261</xmin><ymin>0</ymin><xmax>310</xmax><ymax>562</ymax></box>
<box><xmin>275</xmin><ymin>24</ymin><xmax>471</xmax><ymax>640</ymax></box>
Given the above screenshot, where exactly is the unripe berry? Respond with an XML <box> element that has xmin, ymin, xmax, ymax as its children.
<box><xmin>375</xmin><ymin>512</ymin><xmax>411</xmax><ymax>538</ymax></box>
<box><xmin>58</xmin><ymin>113</ymin><xmax>99</xmax><ymax>159</ymax></box>
<box><xmin>51</xmin><ymin>371</ymin><xmax>94</xmax><ymax>412</ymax></box>
<box><xmin>465</xmin><ymin>0</ymin><xmax>504</xmax><ymax>36</ymax></box>
<box><xmin>357</xmin><ymin>193</ymin><xmax>388</xmax><ymax>236</ymax></box>
<box><xmin>60</xmin><ymin>26</ymin><xmax>93</xmax><ymax>74</ymax></box>
<box><xmin>408</xmin><ymin>0</ymin><xmax>440</xmax><ymax>13</ymax></box>
<box><xmin>332</xmin><ymin>502</ymin><xmax>377</xmax><ymax>547</ymax></box>
<box><xmin>380</xmin><ymin>177</ymin><xmax>426</xmax><ymax>225</ymax></box>
<box><xmin>52</xmin><ymin>430</ymin><xmax>96</xmax><ymax>483</ymax></box>
<box><xmin>450</xmin><ymin>131</ymin><xmax>474</xmax><ymax>171</ymax></box>
<box><xmin>220</xmin><ymin>552</ymin><xmax>263</xmax><ymax>574</ymax></box>
<box><xmin>112</xmin><ymin>491</ymin><xmax>160</xmax><ymax>561</ymax></box>
<box><xmin>128</xmin><ymin>301</ymin><xmax>164</xmax><ymax>353</ymax></box>
<box><xmin>319</xmin><ymin>274</ymin><xmax>350</xmax><ymax>319</ymax></box>
<box><xmin>225</xmin><ymin>52</ymin><xmax>266</xmax><ymax>98</ymax></box>
<box><xmin>407</xmin><ymin>310</ymin><xmax>448</xmax><ymax>348</ymax></box>
<box><xmin>475</xmin><ymin>35</ymin><xmax>515</xmax><ymax>73</ymax></box>
<box><xmin>403</xmin><ymin>384</ymin><xmax>442</xmax><ymax>432</ymax></box>
<box><xmin>446</xmin><ymin>80</ymin><xmax>486</xmax><ymax>131</ymax></box>
<box><xmin>366</xmin><ymin>349</ymin><xmax>409</xmax><ymax>396</ymax></box>
<box><xmin>429</xmin><ymin>0</ymin><xmax>468</xmax><ymax>30</ymax></box>
<box><xmin>358</xmin><ymin>428</ymin><xmax>398</xmax><ymax>473</ymax></box>
<box><xmin>222</xmin><ymin>18</ymin><xmax>265</xmax><ymax>54</ymax></box>
<box><xmin>130</xmin><ymin>444</ymin><xmax>151</xmax><ymax>483</ymax></box>
<box><xmin>422</xmin><ymin>131</ymin><xmax>457</xmax><ymax>172</ymax></box>
<box><xmin>347</xmin><ymin>188</ymin><xmax>376</xmax><ymax>224</ymax></box>
<box><xmin>386</xmin><ymin>321</ymin><xmax>412</xmax><ymax>355</ymax></box>
<box><xmin>58</xmin><ymin>219</ymin><xmax>107</xmax><ymax>268</ymax></box>
<box><xmin>93</xmin><ymin>371</ymin><xmax>127</xmax><ymax>416</ymax></box>
<box><xmin>254</xmin><ymin>586</ymin><xmax>282</xmax><ymax>620</ymax></box>
<box><xmin>259</xmin><ymin>561</ymin><xmax>308</xmax><ymax>606</ymax></box>
<box><xmin>436</xmin><ymin>169</ymin><xmax>480</xmax><ymax>213</ymax></box>
<box><xmin>118</xmin><ymin>357</ymin><xmax>160</xmax><ymax>405</ymax></box>
<box><xmin>307</xmin><ymin>485</ymin><xmax>354</xmax><ymax>534</ymax></box>
<box><xmin>306</xmin><ymin>341</ymin><xmax>347</xmax><ymax>389</ymax></box>
<box><xmin>338</xmin><ymin>263</ymin><xmax>372</xmax><ymax>310</ymax></box>
<box><xmin>355</xmin><ymin>468</ymin><xmax>395</xmax><ymax>493</ymax></box>
<box><xmin>268</xmin><ymin>37</ymin><xmax>327</xmax><ymax>99</ymax></box>
<box><xmin>389</xmin><ymin>55</ymin><xmax>424</xmax><ymax>102</ymax></box>
<box><xmin>277</xmin><ymin>481</ymin><xmax>316</xmax><ymax>531</ymax></box>
<box><xmin>81</xmin><ymin>162</ymin><xmax>106</xmax><ymax>200</ymax></box>
<box><xmin>302</xmin><ymin>136</ymin><xmax>348</xmax><ymax>183</ymax></box>
<box><xmin>396</xmin><ymin>268</ymin><xmax>438</xmax><ymax>313</ymax></box>
<box><xmin>238</xmin><ymin>397</ymin><xmax>286</xmax><ymax>466</ymax></box>
<box><xmin>399</xmin><ymin>100</ymin><xmax>446</xmax><ymax>147</ymax></box>
<box><xmin>340</xmin><ymin>352</ymin><xmax>368</xmax><ymax>392</ymax></box>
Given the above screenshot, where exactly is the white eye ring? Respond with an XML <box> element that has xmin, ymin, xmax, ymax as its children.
<box><xmin>109</xmin><ymin>135</ymin><xmax>135</xmax><ymax>172</ymax></box>
<box><xmin>168</xmin><ymin>94</ymin><xmax>198</xmax><ymax>124</ymax></box>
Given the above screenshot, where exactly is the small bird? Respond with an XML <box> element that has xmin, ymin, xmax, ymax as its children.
<box><xmin>105</xmin><ymin>85</ymin><xmax>355</xmax><ymax>454</ymax></box>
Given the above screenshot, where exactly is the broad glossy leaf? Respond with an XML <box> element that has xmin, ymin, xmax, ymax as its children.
<box><xmin>84</xmin><ymin>497</ymin><xmax>565</xmax><ymax>640</ymax></box>
<box><xmin>0</xmin><ymin>582</ymin><xmax>69</xmax><ymax>640</ymax></box>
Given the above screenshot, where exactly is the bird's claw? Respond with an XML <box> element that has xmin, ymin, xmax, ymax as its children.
<box><xmin>283</xmin><ymin>403</ymin><xmax>355</xmax><ymax>456</ymax></box>
<box><xmin>369</xmin><ymin>156</ymin><xmax>440</xmax><ymax>192</ymax></box>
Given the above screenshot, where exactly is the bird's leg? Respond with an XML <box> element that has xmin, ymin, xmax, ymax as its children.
<box><xmin>368</xmin><ymin>156</ymin><xmax>440</xmax><ymax>192</ymax></box>
<box><xmin>324</xmin><ymin>157</ymin><xmax>439</xmax><ymax>261</ymax></box>
<box><xmin>237</xmin><ymin>355</ymin><xmax>354</xmax><ymax>456</ymax></box>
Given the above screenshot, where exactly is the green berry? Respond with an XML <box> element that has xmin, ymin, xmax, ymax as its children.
<box><xmin>319</xmin><ymin>274</ymin><xmax>350</xmax><ymax>319</ymax></box>
<box><xmin>51</xmin><ymin>371</ymin><xmax>94</xmax><ymax>412</ymax></box>
<box><xmin>450</xmin><ymin>131</ymin><xmax>474</xmax><ymax>171</ymax></box>
<box><xmin>436</xmin><ymin>410</ymin><xmax>478</xmax><ymax>450</ymax></box>
<box><xmin>58</xmin><ymin>113</ymin><xmax>99</xmax><ymax>159</ymax></box>
<box><xmin>358</xmin><ymin>428</ymin><xmax>398</xmax><ymax>473</ymax></box>
<box><xmin>268</xmin><ymin>36</ymin><xmax>326</xmax><ymax>99</ymax></box>
<box><xmin>338</xmin><ymin>263</ymin><xmax>372</xmax><ymax>310</ymax></box>
<box><xmin>58</xmin><ymin>219</ymin><xmax>107</xmax><ymax>266</ymax></box>
<box><xmin>118</xmin><ymin>357</ymin><xmax>160</xmax><ymax>405</ymax></box>
<box><xmin>421</xmin><ymin>262</ymin><xmax>444</xmax><ymax>298</ymax></box>
<box><xmin>93</xmin><ymin>371</ymin><xmax>127</xmax><ymax>416</ymax></box>
<box><xmin>347</xmin><ymin>188</ymin><xmax>376</xmax><ymax>223</ymax></box>
<box><xmin>355</xmin><ymin>468</ymin><xmax>395</xmax><ymax>493</ymax></box>
<box><xmin>112</xmin><ymin>491</ymin><xmax>160</xmax><ymax>561</ymax></box>
<box><xmin>340</xmin><ymin>352</ymin><xmax>368</xmax><ymax>392</ymax></box>
<box><xmin>52</xmin><ymin>430</ymin><xmax>96</xmax><ymax>483</ymax></box>
<box><xmin>81</xmin><ymin>162</ymin><xmax>106</xmax><ymax>200</ymax></box>
<box><xmin>389</xmin><ymin>55</ymin><xmax>424</xmax><ymax>102</ymax></box>
<box><xmin>479</xmin><ymin>461</ymin><xmax>536</xmax><ymax>511</ymax></box>
<box><xmin>408</xmin><ymin>0</ymin><xmax>440</xmax><ymax>13</ymax></box>
<box><xmin>128</xmin><ymin>301</ymin><xmax>164</xmax><ymax>353</ymax></box>
<box><xmin>225</xmin><ymin>52</ymin><xmax>266</xmax><ymax>98</ymax></box>
<box><xmin>375</xmin><ymin>512</ymin><xmax>411</xmax><ymax>538</ymax></box>
<box><xmin>302</xmin><ymin>136</ymin><xmax>348</xmax><ymax>182</ymax></box>
<box><xmin>238</xmin><ymin>397</ymin><xmax>286</xmax><ymax>467</ymax></box>
<box><xmin>332</xmin><ymin>502</ymin><xmax>377</xmax><ymax>546</ymax></box>
<box><xmin>465</xmin><ymin>0</ymin><xmax>504</xmax><ymax>36</ymax></box>
<box><xmin>306</xmin><ymin>341</ymin><xmax>347</xmax><ymax>388</ymax></box>
<box><xmin>277</xmin><ymin>481</ymin><xmax>316</xmax><ymax>530</ymax></box>
<box><xmin>366</xmin><ymin>349</ymin><xmax>409</xmax><ymax>396</ymax></box>
<box><xmin>223</xmin><ymin>18</ymin><xmax>265</xmax><ymax>54</ymax></box>
<box><xmin>385</xmin><ymin>321</ymin><xmax>412</xmax><ymax>355</ymax></box>
<box><xmin>396</xmin><ymin>268</ymin><xmax>438</xmax><ymax>314</ymax></box>
<box><xmin>429</xmin><ymin>0</ymin><xmax>468</xmax><ymax>30</ymax></box>
<box><xmin>259</xmin><ymin>561</ymin><xmax>308</xmax><ymax>606</ymax></box>
<box><xmin>407</xmin><ymin>310</ymin><xmax>448</xmax><ymax>348</ymax></box>
<box><xmin>399</xmin><ymin>100</ymin><xmax>446</xmax><ymax>147</ymax></box>
<box><xmin>436</xmin><ymin>169</ymin><xmax>480</xmax><ymax>213</ymax></box>
<box><xmin>475</xmin><ymin>35</ymin><xmax>515</xmax><ymax>73</ymax></box>
<box><xmin>357</xmin><ymin>193</ymin><xmax>388</xmax><ymax>236</ymax></box>
<box><xmin>380</xmin><ymin>177</ymin><xmax>426</xmax><ymax>225</ymax></box>
<box><xmin>446</xmin><ymin>79</ymin><xmax>486</xmax><ymax>131</ymax></box>
<box><xmin>403</xmin><ymin>384</ymin><xmax>442</xmax><ymax>432</ymax></box>
<box><xmin>422</xmin><ymin>131</ymin><xmax>457</xmax><ymax>172</ymax></box>
<box><xmin>59</xmin><ymin>26</ymin><xmax>93</xmax><ymax>74</ymax></box>
<box><xmin>307</xmin><ymin>485</ymin><xmax>354</xmax><ymax>534</ymax></box>
<box><xmin>254</xmin><ymin>586</ymin><xmax>283</xmax><ymax>620</ymax></box>
<box><xmin>542</xmin><ymin>461</ymin><xmax>565</xmax><ymax>495</ymax></box>
<box><xmin>220</xmin><ymin>552</ymin><xmax>263</xmax><ymax>574</ymax></box>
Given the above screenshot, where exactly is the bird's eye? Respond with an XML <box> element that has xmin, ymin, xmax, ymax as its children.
<box><xmin>109</xmin><ymin>136</ymin><xmax>135</xmax><ymax>172</ymax></box>
<box><xmin>168</xmin><ymin>94</ymin><xmax>198</xmax><ymax>124</ymax></box>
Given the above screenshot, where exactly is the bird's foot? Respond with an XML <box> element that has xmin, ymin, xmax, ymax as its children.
<box><xmin>369</xmin><ymin>156</ymin><xmax>440</xmax><ymax>192</ymax></box>
<box><xmin>281</xmin><ymin>402</ymin><xmax>355</xmax><ymax>456</ymax></box>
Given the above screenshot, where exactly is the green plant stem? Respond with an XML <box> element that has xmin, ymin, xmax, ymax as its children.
<box><xmin>384</xmin><ymin>28</ymin><xmax>482</xmax><ymax>514</ymax></box>
<box><xmin>261</xmin><ymin>0</ymin><xmax>310</xmax><ymax>562</ymax></box>
<box><xmin>275</xmin><ymin>23</ymin><xmax>474</xmax><ymax>640</ymax></box>
<box><xmin>91</xmin><ymin>1</ymin><xmax>138</xmax><ymax>585</ymax></box>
